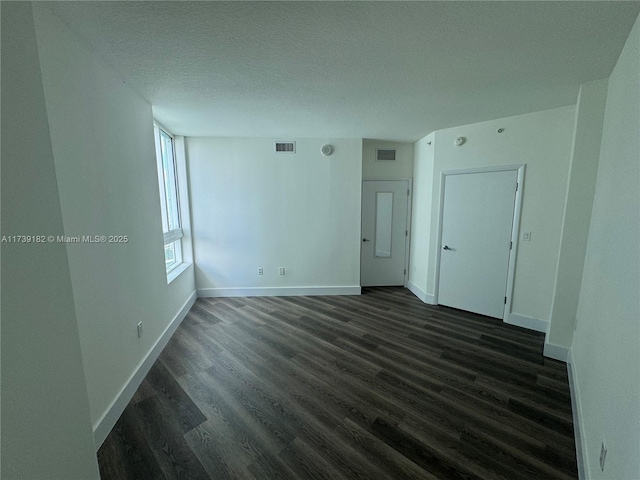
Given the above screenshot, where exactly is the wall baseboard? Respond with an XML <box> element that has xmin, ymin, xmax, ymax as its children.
<box><xmin>507</xmin><ymin>313</ymin><xmax>548</xmax><ymax>333</ymax></box>
<box><xmin>567</xmin><ymin>350</ymin><xmax>588</xmax><ymax>480</ymax></box>
<box><xmin>93</xmin><ymin>290</ymin><xmax>197</xmax><ymax>448</ymax></box>
<box><xmin>197</xmin><ymin>286</ymin><xmax>361</xmax><ymax>298</ymax></box>
<box><xmin>543</xmin><ymin>341</ymin><xmax>570</xmax><ymax>362</ymax></box>
<box><xmin>407</xmin><ymin>281</ymin><xmax>435</xmax><ymax>305</ymax></box>
<box><xmin>407</xmin><ymin>281</ymin><xmax>426</xmax><ymax>302</ymax></box>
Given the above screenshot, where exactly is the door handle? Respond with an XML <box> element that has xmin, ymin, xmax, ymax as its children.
<box><xmin>443</xmin><ymin>245</ymin><xmax>452</xmax><ymax>250</ymax></box>
<box><xmin>363</xmin><ymin>238</ymin><xmax>371</xmax><ymax>242</ymax></box>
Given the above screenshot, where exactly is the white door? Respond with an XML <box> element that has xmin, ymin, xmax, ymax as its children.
<box><xmin>438</xmin><ymin>170</ymin><xmax>517</xmax><ymax>319</ymax></box>
<box><xmin>361</xmin><ymin>180</ymin><xmax>409</xmax><ymax>286</ymax></box>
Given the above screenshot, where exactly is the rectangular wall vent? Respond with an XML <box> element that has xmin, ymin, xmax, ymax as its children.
<box><xmin>274</xmin><ymin>141</ymin><xmax>296</xmax><ymax>153</ymax></box>
<box><xmin>376</xmin><ymin>148</ymin><xmax>396</xmax><ymax>161</ymax></box>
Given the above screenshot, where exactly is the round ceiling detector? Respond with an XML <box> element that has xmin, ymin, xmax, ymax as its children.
<box><xmin>455</xmin><ymin>137</ymin><xmax>466</xmax><ymax>146</ymax></box>
<box><xmin>321</xmin><ymin>144</ymin><xmax>334</xmax><ymax>156</ymax></box>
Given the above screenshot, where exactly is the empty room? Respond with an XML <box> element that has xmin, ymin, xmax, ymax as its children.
<box><xmin>2</xmin><ymin>1</ymin><xmax>639</xmax><ymax>479</ymax></box>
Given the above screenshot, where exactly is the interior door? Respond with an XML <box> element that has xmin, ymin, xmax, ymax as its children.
<box><xmin>438</xmin><ymin>170</ymin><xmax>517</xmax><ymax>318</ymax></box>
<box><xmin>361</xmin><ymin>180</ymin><xmax>409</xmax><ymax>286</ymax></box>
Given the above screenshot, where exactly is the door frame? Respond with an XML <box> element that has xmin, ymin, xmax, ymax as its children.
<box><xmin>433</xmin><ymin>165</ymin><xmax>525</xmax><ymax>322</ymax></box>
<box><xmin>361</xmin><ymin>178</ymin><xmax>413</xmax><ymax>288</ymax></box>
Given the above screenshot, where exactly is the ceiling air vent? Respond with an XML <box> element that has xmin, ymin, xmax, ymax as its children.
<box><xmin>274</xmin><ymin>141</ymin><xmax>296</xmax><ymax>153</ymax></box>
<box><xmin>376</xmin><ymin>148</ymin><xmax>396</xmax><ymax>161</ymax></box>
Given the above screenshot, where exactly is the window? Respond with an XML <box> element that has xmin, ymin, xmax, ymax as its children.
<box><xmin>153</xmin><ymin>124</ymin><xmax>183</xmax><ymax>274</ymax></box>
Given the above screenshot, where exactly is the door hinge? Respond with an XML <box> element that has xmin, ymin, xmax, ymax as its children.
<box><xmin>407</xmin><ymin>189</ymin><xmax>410</xmax><ymax>196</ymax></box>
<box><xmin>516</xmin><ymin>183</ymin><xmax>519</xmax><ymax>192</ymax></box>
<box><xmin>405</xmin><ymin>230</ymin><xmax>408</xmax><ymax>236</ymax></box>
<box><xmin>504</xmin><ymin>296</ymin><xmax>507</xmax><ymax>304</ymax></box>
<box><xmin>510</xmin><ymin>241</ymin><xmax>512</xmax><ymax>250</ymax></box>
<box><xmin>404</xmin><ymin>269</ymin><xmax>407</xmax><ymax>275</ymax></box>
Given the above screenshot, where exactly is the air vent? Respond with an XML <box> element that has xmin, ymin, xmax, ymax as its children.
<box><xmin>376</xmin><ymin>148</ymin><xmax>396</xmax><ymax>161</ymax></box>
<box><xmin>274</xmin><ymin>141</ymin><xmax>296</xmax><ymax>153</ymax></box>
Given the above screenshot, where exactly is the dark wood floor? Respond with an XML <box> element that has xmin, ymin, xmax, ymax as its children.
<box><xmin>98</xmin><ymin>287</ymin><xmax>578</xmax><ymax>480</ymax></box>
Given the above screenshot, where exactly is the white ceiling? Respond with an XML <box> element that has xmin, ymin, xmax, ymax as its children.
<box><xmin>47</xmin><ymin>1</ymin><xmax>639</xmax><ymax>142</ymax></box>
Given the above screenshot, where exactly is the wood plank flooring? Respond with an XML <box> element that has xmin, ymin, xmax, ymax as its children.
<box><xmin>98</xmin><ymin>287</ymin><xmax>578</xmax><ymax>480</ymax></box>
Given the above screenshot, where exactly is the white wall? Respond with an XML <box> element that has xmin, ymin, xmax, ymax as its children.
<box><xmin>187</xmin><ymin>137</ymin><xmax>362</xmax><ymax>294</ymax></box>
<box><xmin>1</xmin><ymin>3</ymin><xmax>99</xmax><ymax>478</ymax></box>
<box><xmin>571</xmin><ymin>13</ymin><xmax>639</xmax><ymax>480</ymax></box>
<box><xmin>362</xmin><ymin>139</ymin><xmax>414</xmax><ymax>179</ymax></box>
<box><xmin>408</xmin><ymin>133</ymin><xmax>435</xmax><ymax>302</ymax></box>
<box><xmin>548</xmin><ymin>79</ymin><xmax>608</xmax><ymax>350</ymax></box>
<box><xmin>32</xmin><ymin>3</ymin><xmax>196</xmax><ymax>441</ymax></box>
<box><xmin>414</xmin><ymin>107</ymin><xmax>575</xmax><ymax>326</ymax></box>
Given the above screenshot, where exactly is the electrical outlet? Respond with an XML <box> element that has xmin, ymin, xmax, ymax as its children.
<box><xmin>257</xmin><ymin>267</ymin><xmax>263</xmax><ymax>275</ymax></box>
<box><xmin>278</xmin><ymin>266</ymin><xmax>285</xmax><ymax>275</ymax></box>
<box><xmin>599</xmin><ymin>442</ymin><xmax>607</xmax><ymax>471</ymax></box>
<box><xmin>137</xmin><ymin>321</ymin><xmax>143</xmax><ymax>338</ymax></box>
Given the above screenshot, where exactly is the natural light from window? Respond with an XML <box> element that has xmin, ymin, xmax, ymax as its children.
<box><xmin>153</xmin><ymin>124</ymin><xmax>183</xmax><ymax>274</ymax></box>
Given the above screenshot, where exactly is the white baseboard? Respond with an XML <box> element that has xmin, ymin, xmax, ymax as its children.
<box><xmin>507</xmin><ymin>313</ymin><xmax>548</xmax><ymax>333</ymax></box>
<box><xmin>567</xmin><ymin>350</ymin><xmax>588</xmax><ymax>480</ymax></box>
<box><xmin>543</xmin><ymin>341</ymin><xmax>570</xmax><ymax>362</ymax></box>
<box><xmin>407</xmin><ymin>281</ymin><xmax>435</xmax><ymax>304</ymax></box>
<box><xmin>197</xmin><ymin>286</ymin><xmax>361</xmax><ymax>298</ymax></box>
<box><xmin>93</xmin><ymin>290</ymin><xmax>197</xmax><ymax>448</ymax></box>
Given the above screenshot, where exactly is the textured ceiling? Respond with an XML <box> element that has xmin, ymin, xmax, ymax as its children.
<box><xmin>47</xmin><ymin>1</ymin><xmax>639</xmax><ymax>142</ymax></box>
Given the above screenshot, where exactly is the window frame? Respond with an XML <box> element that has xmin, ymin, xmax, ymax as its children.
<box><xmin>153</xmin><ymin>122</ymin><xmax>184</xmax><ymax>275</ymax></box>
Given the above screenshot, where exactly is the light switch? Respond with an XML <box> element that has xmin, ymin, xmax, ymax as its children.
<box><xmin>522</xmin><ymin>231</ymin><xmax>531</xmax><ymax>241</ymax></box>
